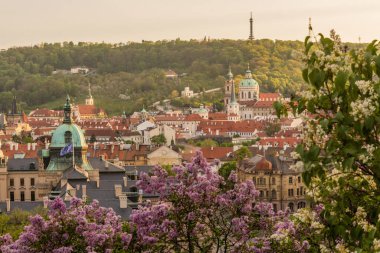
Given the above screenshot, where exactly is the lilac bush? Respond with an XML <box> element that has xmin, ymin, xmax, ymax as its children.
<box><xmin>0</xmin><ymin>198</ymin><xmax>131</xmax><ymax>253</ymax></box>
<box><xmin>130</xmin><ymin>151</ymin><xmax>311</xmax><ymax>253</ymax></box>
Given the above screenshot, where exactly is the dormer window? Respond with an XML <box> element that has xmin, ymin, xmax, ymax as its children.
<box><xmin>65</xmin><ymin>131</ymin><xmax>72</xmax><ymax>144</ymax></box>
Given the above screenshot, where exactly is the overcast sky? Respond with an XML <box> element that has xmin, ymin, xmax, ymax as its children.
<box><xmin>1</xmin><ymin>0</ymin><xmax>379</xmax><ymax>49</ymax></box>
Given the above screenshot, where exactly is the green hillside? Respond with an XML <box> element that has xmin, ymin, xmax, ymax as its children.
<box><xmin>0</xmin><ymin>39</ymin><xmax>308</xmax><ymax>115</ymax></box>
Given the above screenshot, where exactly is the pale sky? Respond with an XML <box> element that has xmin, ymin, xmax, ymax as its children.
<box><xmin>1</xmin><ymin>0</ymin><xmax>379</xmax><ymax>49</ymax></box>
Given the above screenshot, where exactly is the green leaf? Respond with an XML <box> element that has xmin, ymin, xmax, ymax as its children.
<box><xmin>334</xmin><ymin>71</ymin><xmax>348</xmax><ymax>93</ymax></box>
<box><xmin>302</xmin><ymin>68</ymin><xmax>309</xmax><ymax>83</ymax></box>
<box><xmin>308</xmin><ymin>69</ymin><xmax>326</xmax><ymax>89</ymax></box>
<box><xmin>343</xmin><ymin>157</ymin><xmax>355</xmax><ymax>170</ymax></box>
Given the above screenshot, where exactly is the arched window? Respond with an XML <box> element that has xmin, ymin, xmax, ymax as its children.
<box><xmin>297</xmin><ymin>202</ymin><xmax>306</xmax><ymax>209</ymax></box>
<box><xmin>248</xmin><ymin>91</ymin><xmax>251</xmax><ymax>99</ymax></box>
<box><xmin>288</xmin><ymin>202</ymin><xmax>294</xmax><ymax>212</ymax></box>
<box><xmin>64</xmin><ymin>131</ymin><xmax>72</xmax><ymax>144</ymax></box>
<box><xmin>272</xmin><ymin>190</ymin><xmax>276</xmax><ymax>199</ymax></box>
<box><xmin>227</xmin><ymin>86</ymin><xmax>230</xmax><ymax>91</ymax></box>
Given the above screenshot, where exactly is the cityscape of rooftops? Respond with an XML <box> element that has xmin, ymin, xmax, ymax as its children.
<box><xmin>0</xmin><ymin>1</ymin><xmax>379</xmax><ymax>252</ymax></box>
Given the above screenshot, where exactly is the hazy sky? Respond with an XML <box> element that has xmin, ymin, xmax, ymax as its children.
<box><xmin>1</xmin><ymin>0</ymin><xmax>379</xmax><ymax>49</ymax></box>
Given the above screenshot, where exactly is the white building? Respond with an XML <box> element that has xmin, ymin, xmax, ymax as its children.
<box><xmin>181</xmin><ymin>87</ymin><xmax>194</xmax><ymax>98</ymax></box>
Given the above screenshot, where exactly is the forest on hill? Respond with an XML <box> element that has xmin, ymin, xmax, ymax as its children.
<box><xmin>0</xmin><ymin>39</ymin><xmax>309</xmax><ymax>114</ymax></box>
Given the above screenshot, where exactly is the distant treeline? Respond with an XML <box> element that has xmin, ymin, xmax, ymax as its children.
<box><xmin>0</xmin><ymin>38</ymin><xmax>341</xmax><ymax>115</ymax></box>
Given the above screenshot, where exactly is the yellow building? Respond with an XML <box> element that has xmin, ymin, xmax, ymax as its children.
<box><xmin>238</xmin><ymin>153</ymin><xmax>308</xmax><ymax>212</ymax></box>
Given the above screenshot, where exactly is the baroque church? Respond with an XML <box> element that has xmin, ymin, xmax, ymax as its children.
<box><xmin>0</xmin><ymin>97</ymin><xmax>146</xmax><ymax>218</ymax></box>
<box><xmin>224</xmin><ymin>65</ymin><xmax>282</xmax><ymax>120</ymax></box>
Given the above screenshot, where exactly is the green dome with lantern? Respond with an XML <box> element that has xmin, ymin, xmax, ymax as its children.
<box><xmin>46</xmin><ymin>96</ymin><xmax>93</xmax><ymax>171</ymax></box>
<box><xmin>50</xmin><ymin>96</ymin><xmax>87</xmax><ymax>149</ymax></box>
<box><xmin>239</xmin><ymin>64</ymin><xmax>259</xmax><ymax>87</ymax></box>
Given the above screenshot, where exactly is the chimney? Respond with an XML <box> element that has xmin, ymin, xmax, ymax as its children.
<box><xmin>43</xmin><ymin>196</ymin><xmax>49</xmax><ymax>208</ymax></box>
<box><xmin>211</xmin><ymin>146</ymin><xmax>214</xmax><ymax>151</ymax></box>
<box><xmin>32</xmin><ymin>143</ymin><xmax>37</xmax><ymax>150</ymax></box>
<box><xmin>114</xmin><ymin>184</ymin><xmax>122</xmax><ymax>197</ymax></box>
<box><xmin>138</xmin><ymin>189</ymin><xmax>143</xmax><ymax>204</ymax></box>
<box><xmin>123</xmin><ymin>176</ymin><xmax>128</xmax><ymax>187</ymax></box>
<box><xmin>119</xmin><ymin>194</ymin><xmax>128</xmax><ymax>209</ymax></box>
<box><xmin>6</xmin><ymin>198</ymin><xmax>10</xmax><ymax>212</ymax></box>
<box><xmin>82</xmin><ymin>185</ymin><xmax>87</xmax><ymax>200</ymax></box>
<box><xmin>15</xmin><ymin>143</ymin><xmax>18</xmax><ymax>151</ymax></box>
<box><xmin>27</xmin><ymin>143</ymin><xmax>31</xmax><ymax>151</ymax></box>
<box><xmin>105</xmin><ymin>161</ymin><xmax>109</xmax><ymax>169</ymax></box>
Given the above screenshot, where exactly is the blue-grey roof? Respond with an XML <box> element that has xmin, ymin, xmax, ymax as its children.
<box><xmin>7</xmin><ymin>158</ymin><xmax>39</xmax><ymax>171</ymax></box>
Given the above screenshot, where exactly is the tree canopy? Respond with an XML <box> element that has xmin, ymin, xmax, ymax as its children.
<box><xmin>0</xmin><ymin>39</ymin><xmax>308</xmax><ymax>114</ymax></box>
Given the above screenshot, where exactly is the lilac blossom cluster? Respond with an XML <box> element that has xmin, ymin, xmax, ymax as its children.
<box><xmin>0</xmin><ymin>152</ymin><xmax>319</xmax><ymax>252</ymax></box>
<box><xmin>130</xmin><ymin>151</ymin><xmax>312</xmax><ymax>253</ymax></box>
<box><xmin>0</xmin><ymin>198</ymin><xmax>131</xmax><ymax>253</ymax></box>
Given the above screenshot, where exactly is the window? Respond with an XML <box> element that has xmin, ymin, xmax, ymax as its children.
<box><xmin>10</xmin><ymin>192</ymin><xmax>14</xmax><ymax>201</ymax></box>
<box><xmin>226</xmin><ymin>86</ymin><xmax>229</xmax><ymax>91</ymax></box>
<box><xmin>288</xmin><ymin>189</ymin><xmax>294</xmax><ymax>197</ymax></box>
<box><xmin>298</xmin><ymin>176</ymin><xmax>301</xmax><ymax>183</ymax></box>
<box><xmin>298</xmin><ymin>202</ymin><xmax>306</xmax><ymax>209</ymax></box>
<box><xmin>289</xmin><ymin>177</ymin><xmax>293</xmax><ymax>184</ymax></box>
<box><xmin>20</xmin><ymin>178</ymin><xmax>25</xmax><ymax>187</ymax></box>
<box><xmin>272</xmin><ymin>190</ymin><xmax>276</xmax><ymax>199</ymax></box>
<box><xmin>288</xmin><ymin>202</ymin><xmax>294</xmax><ymax>212</ymax></box>
<box><xmin>272</xmin><ymin>177</ymin><xmax>276</xmax><ymax>185</ymax></box>
<box><xmin>252</xmin><ymin>177</ymin><xmax>256</xmax><ymax>185</ymax></box>
<box><xmin>9</xmin><ymin>179</ymin><xmax>14</xmax><ymax>187</ymax></box>
<box><xmin>248</xmin><ymin>91</ymin><xmax>251</xmax><ymax>99</ymax></box>
<box><xmin>31</xmin><ymin>191</ymin><xmax>35</xmax><ymax>201</ymax></box>
<box><xmin>300</xmin><ymin>186</ymin><xmax>304</xmax><ymax>196</ymax></box>
<box><xmin>64</xmin><ymin>131</ymin><xmax>72</xmax><ymax>144</ymax></box>
<box><xmin>259</xmin><ymin>190</ymin><xmax>264</xmax><ymax>197</ymax></box>
<box><xmin>20</xmin><ymin>191</ymin><xmax>25</xmax><ymax>201</ymax></box>
<box><xmin>258</xmin><ymin>178</ymin><xmax>266</xmax><ymax>185</ymax></box>
<box><xmin>297</xmin><ymin>188</ymin><xmax>299</xmax><ymax>196</ymax></box>
<box><xmin>273</xmin><ymin>204</ymin><xmax>277</xmax><ymax>212</ymax></box>
<box><xmin>31</xmin><ymin>178</ymin><xmax>35</xmax><ymax>187</ymax></box>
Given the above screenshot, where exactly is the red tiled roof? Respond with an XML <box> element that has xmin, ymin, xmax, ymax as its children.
<box><xmin>200</xmin><ymin>147</ymin><xmax>233</xmax><ymax>161</ymax></box>
<box><xmin>29</xmin><ymin>108</ymin><xmax>64</xmax><ymax>118</ymax></box>
<box><xmin>184</xmin><ymin>114</ymin><xmax>203</xmax><ymax>121</ymax></box>
<box><xmin>259</xmin><ymin>93</ymin><xmax>281</xmax><ymax>100</ymax></box>
<box><xmin>208</xmin><ymin>113</ymin><xmax>227</xmax><ymax>121</ymax></box>
<box><xmin>77</xmin><ymin>105</ymin><xmax>105</xmax><ymax>115</ymax></box>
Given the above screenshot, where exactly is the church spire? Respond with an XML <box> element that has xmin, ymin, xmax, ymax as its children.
<box><xmin>249</xmin><ymin>12</ymin><xmax>254</xmax><ymax>41</ymax></box>
<box><xmin>308</xmin><ymin>17</ymin><xmax>312</xmax><ymax>37</ymax></box>
<box><xmin>63</xmin><ymin>95</ymin><xmax>72</xmax><ymax>124</ymax></box>
<box><xmin>88</xmin><ymin>83</ymin><xmax>92</xmax><ymax>98</ymax></box>
<box><xmin>11</xmin><ymin>96</ymin><xmax>17</xmax><ymax>115</ymax></box>
<box><xmin>230</xmin><ymin>80</ymin><xmax>237</xmax><ymax>103</ymax></box>
<box><xmin>227</xmin><ymin>65</ymin><xmax>233</xmax><ymax>80</ymax></box>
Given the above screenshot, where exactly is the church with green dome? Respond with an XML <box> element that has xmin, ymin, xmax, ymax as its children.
<box><xmin>238</xmin><ymin>64</ymin><xmax>260</xmax><ymax>101</ymax></box>
<box><xmin>46</xmin><ymin>96</ymin><xmax>94</xmax><ymax>172</ymax></box>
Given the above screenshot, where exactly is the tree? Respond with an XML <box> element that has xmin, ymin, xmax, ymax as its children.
<box><xmin>131</xmin><ymin>151</ymin><xmax>310</xmax><ymax>252</ymax></box>
<box><xmin>0</xmin><ymin>198</ymin><xmax>132</xmax><ymax>252</ymax></box>
<box><xmin>151</xmin><ymin>134</ymin><xmax>167</xmax><ymax>146</ymax></box>
<box><xmin>89</xmin><ymin>134</ymin><xmax>97</xmax><ymax>143</ymax></box>
<box><xmin>218</xmin><ymin>161</ymin><xmax>236</xmax><ymax>180</ymax></box>
<box><xmin>275</xmin><ymin>33</ymin><xmax>380</xmax><ymax>251</ymax></box>
<box><xmin>234</xmin><ymin>146</ymin><xmax>252</xmax><ymax>163</ymax></box>
<box><xmin>264</xmin><ymin>121</ymin><xmax>281</xmax><ymax>137</ymax></box>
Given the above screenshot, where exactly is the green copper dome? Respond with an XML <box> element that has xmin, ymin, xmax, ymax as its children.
<box><xmin>239</xmin><ymin>68</ymin><xmax>258</xmax><ymax>87</ymax></box>
<box><xmin>50</xmin><ymin>124</ymin><xmax>87</xmax><ymax>148</ymax></box>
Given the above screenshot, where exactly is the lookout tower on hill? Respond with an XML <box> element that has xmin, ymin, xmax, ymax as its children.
<box><xmin>249</xmin><ymin>12</ymin><xmax>254</xmax><ymax>41</ymax></box>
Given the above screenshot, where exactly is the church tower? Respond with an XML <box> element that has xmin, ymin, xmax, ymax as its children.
<box><xmin>249</xmin><ymin>12</ymin><xmax>254</xmax><ymax>41</ymax></box>
<box><xmin>85</xmin><ymin>83</ymin><xmax>94</xmax><ymax>106</ymax></box>
<box><xmin>224</xmin><ymin>66</ymin><xmax>234</xmax><ymax>106</ymax></box>
<box><xmin>227</xmin><ymin>80</ymin><xmax>240</xmax><ymax>120</ymax></box>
